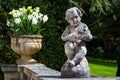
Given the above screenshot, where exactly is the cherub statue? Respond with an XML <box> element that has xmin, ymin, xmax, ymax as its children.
<box><xmin>61</xmin><ymin>7</ymin><xmax>93</xmax><ymax>78</ymax></box>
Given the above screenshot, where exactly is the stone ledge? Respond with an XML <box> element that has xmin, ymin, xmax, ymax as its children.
<box><xmin>20</xmin><ymin>63</ymin><xmax>61</xmax><ymax>80</ymax></box>
<box><xmin>37</xmin><ymin>77</ymin><xmax>120</xmax><ymax>80</ymax></box>
<box><xmin>1</xmin><ymin>64</ymin><xmax>17</xmax><ymax>72</ymax></box>
<box><xmin>19</xmin><ymin>64</ymin><xmax>120</xmax><ymax>80</ymax></box>
<box><xmin>1</xmin><ymin>64</ymin><xmax>120</xmax><ymax>80</ymax></box>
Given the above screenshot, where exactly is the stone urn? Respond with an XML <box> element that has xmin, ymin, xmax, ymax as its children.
<box><xmin>11</xmin><ymin>35</ymin><xmax>42</xmax><ymax>64</ymax></box>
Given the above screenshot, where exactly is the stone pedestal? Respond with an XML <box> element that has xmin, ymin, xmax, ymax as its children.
<box><xmin>1</xmin><ymin>64</ymin><xmax>20</xmax><ymax>80</ymax></box>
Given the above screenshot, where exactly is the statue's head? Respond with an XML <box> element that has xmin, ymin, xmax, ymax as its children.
<box><xmin>65</xmin><ymin>7</ymin><xmax>83</xmax><ymax>26</ymax></box>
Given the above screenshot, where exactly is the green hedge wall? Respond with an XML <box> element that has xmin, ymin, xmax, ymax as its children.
<box><xmin>0</xmin><ymin>0</ymin><xmax>71</xmax><ymax>71</ymax></box>
<box><xmin>1</xmin><ymin>1</ymin><xmax>119</xmax><ymax>78</ymax></box>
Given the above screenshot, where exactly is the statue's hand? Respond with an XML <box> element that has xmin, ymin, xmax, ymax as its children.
<box><xmin>67</xmin><ymin>34</ymin><xmax>78</xmax><ymax>42</ymax></box>
<box><xmin>75</xmin><ymin>39</ymin><xmax>81</xmax><ymax>44</ymax></box>
<box><xmin>68</xmin><ymin>60</ymin><xmax>75</xmax><ymax>67</ymax></box>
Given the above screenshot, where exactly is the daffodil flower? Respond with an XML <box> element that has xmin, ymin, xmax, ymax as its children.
<box><xmin>43</xmin><ymin>15</ymin><xmax>48</xmax><ymax>23</ymax></box>
<box><xmin>7</xmin><ymin>6</ymin><xmax>48</xmax><ymax>35</ymax></box>
<box><xmin>15</xmin><ymin>18</ymin><xmax>21</xmax><ymax>24</ymax></box>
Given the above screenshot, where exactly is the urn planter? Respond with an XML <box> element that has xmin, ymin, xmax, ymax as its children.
<box><xmin>11</xmin><ymin>35</ymin><xmax>42</xmax><ymax>64</ymax></box>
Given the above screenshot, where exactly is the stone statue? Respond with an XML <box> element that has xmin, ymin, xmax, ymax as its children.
<box><xmin>61</xmin><ymin>7</ymin><xmax>93</xmax><ymax>78</ymax></box>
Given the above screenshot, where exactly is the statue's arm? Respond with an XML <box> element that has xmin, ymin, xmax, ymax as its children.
<box><xmin>61</xmin><ymin>26</ymin><xmax>76</xmax><ymax>42</ymax></box>
<box><xmin>81</xmin><ymin>24</ymin><xmax>93</xmax><ymax>41</ymax></box>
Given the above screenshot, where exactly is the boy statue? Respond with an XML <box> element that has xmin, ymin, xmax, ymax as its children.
<box><xmin>61</xmin><ymin>7</ymin><xmax>93</xmax><ymax>78</ymax></box>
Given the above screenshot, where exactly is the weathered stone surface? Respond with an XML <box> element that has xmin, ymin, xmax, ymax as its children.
<box><xmin>17</xmin><ymin>64</ymin><xmax>120</xmax><ymax>80</ymax></box>
<box><xmin>1</xmin><ymin>64</ymin><xmax>120</xmax><ymax>80</ymax></box>
<box><xmin>61</xmin><ymin>7</ymin><xmax>92</xmax><ymax>78</ymax></box>
<box><xmin>37</xmin><ymin>77</ymin><xmax>120</xmax><ymax>80</ymax></box>
<box><xmin>21</xmin><ymin>63</ymin><xmax>60</xmax><ymax>80</ymax></box>
<box><xmin>1</xmin><ymin>64</ymin><xmax>20</xmax><ymax>80</ymax></box>
<box><xmin>11</xmin><ymin>35</ymin><xmax>42</xmax><ymax>64</ymax></box>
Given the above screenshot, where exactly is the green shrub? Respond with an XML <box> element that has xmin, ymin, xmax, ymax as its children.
<box><xmin>0</xmin><ymin>0</ymin><xmax>70</xmax><ymax>71</ymax></box>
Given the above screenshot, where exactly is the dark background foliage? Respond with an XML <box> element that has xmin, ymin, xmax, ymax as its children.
<box><xmin>0</xmin><ymin>0</ymin><xmax>120</xmax><ymax>79</ymax></box>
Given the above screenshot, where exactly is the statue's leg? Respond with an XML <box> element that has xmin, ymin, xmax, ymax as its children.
<box><xmin>72</xmin><ymin>46</ymin><xmax>87</xmax><ymax>64</ymax></box>
<box><xmin>71</xmin><ymin>46</ymin><xmax>90</xmax><ymax>78</ymax></box>
<box><xmin>71</xmin><ymin>61</ymin><xmax>90</xmax><ymax>78</ymax></box>
<box><xmin>61</xmin><ymin>42</ymin><xmax>75</xmax><ymax>77</ymax></box>
<box><xmin>64</xmin><ymin>42</ymin><xmax>75</xmax><ymax>60</ymax></box>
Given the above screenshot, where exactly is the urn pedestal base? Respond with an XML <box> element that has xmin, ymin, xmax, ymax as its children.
<box><xmin>16</xmin><ymin>55</ymin><xmax>37</xmax><ymax>64</ymax></box>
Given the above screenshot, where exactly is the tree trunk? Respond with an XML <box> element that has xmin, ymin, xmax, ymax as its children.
<box><xmin>103</xmin><ymin>40</ymin><xmax>112</xmax><ymax>59</ymax></box>
<box><xmin>116</xmin><ymin>56</ymin><xmax>120</xmax><ymax>76</ymax></box>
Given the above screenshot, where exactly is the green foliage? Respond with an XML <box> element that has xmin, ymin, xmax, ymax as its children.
<box><xmin>70</xmin><ymin>0</ymin><xmax>120</xmax><ymax>60</ymax></box>
<box><xmin>7</xmin><ymin>6</ymin><xmax>48</xmax><ymax>35</ymax></box>
<box><xmin>33</xmin><ymin>1</ymin><xmax>69</xmax><ymax>70</ymax></box>
<box><xmin>89</xmin><ymin>0</ymin><xmax>112</xmax><ymax>15</ymax></box>
<box><xmin>69</xmin><ymin>0</ymin><xmax>112</xmax><ymax>16</ymax></box>
<box><xmin>0</xmin><ymin>1</ymin><xmax>120</xmax><ymax>78</ymax></box>
<box><xmin>0</xmin><ymin>0</ymin><xmax>70</xmax><ymax>71</ymax></box>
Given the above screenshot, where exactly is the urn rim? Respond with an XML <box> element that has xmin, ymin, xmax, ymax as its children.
<box><xmin>11</xmin><ymin>35</ymin><xmax>42</xmax><ymax>39</ymax></box>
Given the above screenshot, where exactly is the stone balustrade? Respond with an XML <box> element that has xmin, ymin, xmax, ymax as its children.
<box><xmin>1</xmin><ymin>63</ymin><xmax>120</xmax><ymax>80</ymax></box>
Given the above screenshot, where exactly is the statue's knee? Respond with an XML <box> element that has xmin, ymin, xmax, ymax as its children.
<box><xmin>65</xmin><ymin>42</ymin><xmax>74</xmax><ymax>49</ymax></box>
<box><xmin>79</xmin><ymin>46</ymin><xmax>87</xmax><ymax>54</ymax></box>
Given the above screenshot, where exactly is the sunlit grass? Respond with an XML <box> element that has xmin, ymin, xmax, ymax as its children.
<box><xmin>87</xmin><ymin>57</ymin><xmax>118</xmax><ymax>77</ymax></box>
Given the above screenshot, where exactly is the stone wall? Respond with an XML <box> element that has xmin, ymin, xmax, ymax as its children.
<box><xmin>1</xmin><ymin>63</ymin><xmax>120</xmax><ymax>80</ymax></box>
<box><xmin>1</xmin><ymin>64</ymin><xmax>20</xmax><ymax>80</ymax></box>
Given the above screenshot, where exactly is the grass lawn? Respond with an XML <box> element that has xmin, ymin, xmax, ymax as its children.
<box><xmin>87</xmin><ymin>57</ymin><xmax>118</xmax><ymax>77</ymax></box>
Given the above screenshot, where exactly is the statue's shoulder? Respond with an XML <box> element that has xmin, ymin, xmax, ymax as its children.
<box><xmin>80</xmin><ymin>22</ymin><xmax>87</xmax><ymax>26</ymax></box>
<box><xmin>78</xmin><ymin>22</ymin><xmax>89</xmax><ymax>32</ymax></box>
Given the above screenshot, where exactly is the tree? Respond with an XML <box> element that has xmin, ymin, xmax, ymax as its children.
<box><xmin>69</xmin><ymin>0</ymin><xmax>120</xmax><ymax>76</ymax></box>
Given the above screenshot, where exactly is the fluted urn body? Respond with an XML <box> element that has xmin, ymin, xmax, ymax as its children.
<box><xmin>11</xmin><ymin>35</ymin><xmax>42</xmax><ymax>64</ymax></box>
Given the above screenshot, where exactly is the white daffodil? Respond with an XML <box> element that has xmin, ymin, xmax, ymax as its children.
<box><xmin>7</xmin><ymin>21</ymin><xmax>10</xmax><ymax>26</ymax></box>
<box><xmin>32</xmin><ymin>18</ymin><xmax>38</xmax><ymax>25</ymax></box>
<box><xmin>32</xmin><ymin>12</ymin><xmax>39</xmax><ymax>19</ymax></box>
<box><xmin>9</xmin><ymin>9</ymin><xmax>15</xmax><ymax>15</ymax></box>
<box><xmin>43</xmin><ymin>15</ymin><xmax>48</xmax><ymax>23</ymax></box>
<box><xmin>7</xmin><ymin>6</ymin><xmax>48</xmax><ymax>35</ymax></box>
<box><xmin>32</xmin><ymin>12</ymin><xmax>37</xmax><ymax>16</ymax></box>
<box><xmin>16</xmin><ymin>10</ymin><xmax>21</xmax><ymax>17</ymax></box>
<box><xmin>28</xmin><ymin>15</ymin><xmax>33</xmax><ymax>20</ymax></box>
<box><xmin>15</xmin><ymin>18</ymin><xmax>21</xmax><ymax>24</ymax></box>
<box><xmin>19</xmin><ymin>8</ymin><xmax>25</xmax><ymax>15</ymax></box>
<box><xmin>12</xmin><ymin>10</ymin><xmax>21</xmax><ymax>17</ymax></box>
<box><xmin>38</xmin><ymin>13</ymin><xmax>43</xmax><ymax>19</ymax></box>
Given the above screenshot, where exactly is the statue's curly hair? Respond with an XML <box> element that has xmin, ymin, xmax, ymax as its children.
<box><xmin>65</xmin><ymin>7</ymin><xmax>83</xmax><ymax>22</ymax></box>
